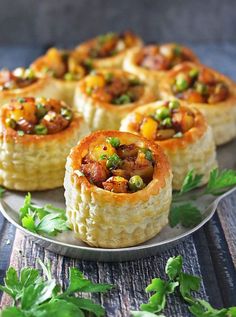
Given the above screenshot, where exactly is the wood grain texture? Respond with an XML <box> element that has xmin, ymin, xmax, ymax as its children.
<box><xmin>1</xmin><ymin>230</ymin><xmax>208</xmax><ymax>317</ymax></box>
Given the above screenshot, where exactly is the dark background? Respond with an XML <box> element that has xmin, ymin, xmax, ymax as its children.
<box><xmin>0</xmin><ymin>0</ymin><xmax>235</xmax><ymax>47</ymax></box>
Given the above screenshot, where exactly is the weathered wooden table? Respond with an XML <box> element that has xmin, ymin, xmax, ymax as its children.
<box><xmin>0</xmin><ymin>44</ymin><xmax>235</xmax><ymax>316</ymax></box>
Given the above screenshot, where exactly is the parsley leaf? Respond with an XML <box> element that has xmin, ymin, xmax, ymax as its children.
<box><xmin>19</xmin><ymin>193</ymin><xmax>69</xmax><ymax>236</ymax></box>
<box><xmin>179</xmin><ymin>170</ymin><xmax>203</xmax><ymax>195</ymax></box>
<box><xmin>165</xmin><ymin>255</ymin><xmax>183</xmax><ymax>280</ymax></box>
<box><xmin>179</xmin><ymin>272</ymin><xmax>201</xmax><ymax>302</ymax></box>
<box><xmin>0</xmin><ymin>261</ymin><xmax>112</xmax><ymax>317</ymax></box>
<box><xmin>66</xmin><ymin>267</ymin><xmax>113</xmax><ymax>294</ymax></box>
<box><xmin>189</xmin><ymin>299</ymin><xmax>229</xmax><ymax>317</ymax></box>
<box><xmin>0</xmin><ymin>186</ymin><xmax>5</xmax><ymax>198</ymax></box>
<box><xmin>169</xmin><ymin>203</ymin><xmax>202</xmax><ymax>228</ymax></box>
<box><xmin>205</xmin><ymin>168</ymin><xmax>236</xmax><ymax>195</ymax></box>
<box><xmin>140</xmin><ymin>278</ymin><xmax>178</xmax><ymax>313</ymax></box>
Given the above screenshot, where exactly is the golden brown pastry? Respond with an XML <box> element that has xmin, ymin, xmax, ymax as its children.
<box><xmin>158</xmin><ymin>62</ymin><xmax>236</xmax><ymax>145</ymax></box>
<box><xmin>75</xmin><ymin>31</ymin><xmax>143</xmax><ymax>69</ymax></box>
<box><xmin>74</xmin><ymin>69</ymin><xmax>156</xmax><ymax>130</ymax></box>
<box><xmin>0</xmin><ymin>97</ymin><xmax>89</xmax><ymax>191</ymax></box>
<box><xmin>64</xmin><ymin>130</ymin><xmax>172</xmax><ymax>248</ymax></box>
<box><xmin>31</xmin><ymin>48</ymin><xmax>93</xmax><ymax>106</ymax></box>
<box><xmin>0</xmin><ymin>67</ymin><xmax>61</xmax><ymax>108</ymax></box>
<box><xmin>123</xmin><ymin>43</ymin><xmax>199</xmax><ymax>89</ymax></box>
<box><xmin>120</xmin><ymin>100</ymin><xmax>217</xmax><ymax>190</ymax></box>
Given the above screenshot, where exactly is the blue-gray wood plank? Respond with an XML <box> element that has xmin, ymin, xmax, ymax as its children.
<box><xmin>0</xmin><ymin>44</ymin><xmax>236</xmax><ymax>316</ymax></box>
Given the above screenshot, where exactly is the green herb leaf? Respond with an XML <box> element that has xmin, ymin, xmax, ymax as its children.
<box><xmin>1</xmin><ymin>307</ymin><xmax>27</xmax><ymax>317</ymax></box>
<box><xmin>169</xmin><ymin>203</ymin><xmax>202</xmax><ymax>228</ymax></box>
<box><xmin>19</xmin><ymin>193</ymin><xmax>69</xmax><ymax>236</ymax></box>
<box><xmin>0</xmin><ymin>186</ymin><xmax>5</xmax><ymax>198</ymax></box>
<box><xmin>179</xmin><ymin>170</ymin><xmax>203</xmax><ymax>195</ymax></box>
<box><xmin>205</xmin><ymin>168</ymin><xmax>236</xmax><ymax>195</ymax></box>
<box><xmin>189</xmin><ymin>299</ymin><xmax>229</xmax><ymax>317</ymax></box>
<box><xmin>179</xmin><ymin>272</ymin><xmax>201</xmax><ymax>302</ymax></box>
<box><xmin>64</xmin><ymin>297</ymin><xmax>105</xmax><ymax>317</ymax></box>
<box><xmin>66</xmin><ymin>268</ymin><xmax>113</xmax><ymax>294</ymax></box>
<box><xmin>165</xmin><ymin>255</ymin><xmax>183</xmax><ymax>280</ymax></box>
<box><xmin>140</xmin><ymin>278</ymin><xmax>178</xmax><ymax>313</ymax></box>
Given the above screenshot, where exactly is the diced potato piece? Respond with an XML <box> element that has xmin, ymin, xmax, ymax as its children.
<box><xmin>85</xmin><ymin>74</ymin><xmax>106</xmax><ymax>89</ymax></box>
<box><xmin>116</xmin><ymin>144</ymin><xmax>139</xmax><ymax>159</ymax></box>
<box><xmin>184</xmin><ymin>90</ymin><xmax>205</xmax><ymax>103</ymax></box>
<box><xmin>10</xmin><ymin>102</ymin><xmax>37</xmax><ymax>123</ymax></box>
<box><xmin>140</xmin><ymin>117</ymin><xmax>158</xmax><ymax>140</ymax></box>
<box><xmin>181</xmin><ymin>112</ymin><xmax>195</xmax><ymax>132</ymax></box>
<box><xmin>198</xmin><ymin>68</ymin><xmax>215</xmax><ymax>85</ymax></box>
<box><xmin>89</xmin><ymin>142</ymin><xmax>116</xmax><ymax>161</ymax></box>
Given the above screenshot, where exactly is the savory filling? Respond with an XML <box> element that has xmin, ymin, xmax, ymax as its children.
<box><xmin>4</xmin><ymin>97</ymin><xmax>73</xmax><ymax>135</ymax></box>
<box><xmin>138</xmin><ymin>44</ymin><xmax>194</xmax><ymax>71</ymax></box>
<box><xmin>81</xmin><ymin>72</ymin><xmax>143</xmax><ymax>104</ymax></box>
<box><xmin>171</xmin><ymin>66</ymin><xmax>230</xmax><ymax>104</ymax></box>
<box><xmin>31</xmin><ymin>48</ymin><xmax>93</xmax><ymax>81</ymax></box>
<box><xmin>80</xmin><ymin>137</ymin><xmax>154</xmax><ymax>193</ymax></box>
<box><xmin>128</xmin><ymin>100</ymin><xmax>195</xmax><ymax>140</ymax></box>
<box><xmin>0</xmin><ymin>68</ymin><xmax>37</xmax><ymax>91</ymax></box>
<box><xmin>85</xmin><ymin>31</ymin><xmax>138</xmax><ymax>59</ymax></box>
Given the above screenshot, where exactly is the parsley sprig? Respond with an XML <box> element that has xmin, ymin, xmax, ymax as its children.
<box><xmin>170</xmin><ymin>168</ymin><xmax>236</xmax><ymax>228</ymax></box>
<box><xmin>19</xmin><ymin>193</ymin><xmax>69</xmax><ymax>236</ymax></box>
<box><xmin>0</xmin><ymin>186</ymin><xmax>5</xmax><ymax>198</ymax></box>
<box><xmin>131</xmin><ymin>255</ymin><xmax>236</xmax><ymax>317</ymax></box>
<box><xmin>0</xmin><ymin>259</ymin><xmax>113</xmax><ymax>317</ymax></box>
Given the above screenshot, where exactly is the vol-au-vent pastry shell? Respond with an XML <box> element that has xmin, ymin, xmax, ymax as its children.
<box><xmin>64</xmin><ymin>130</ymin><xmax>172</xmax><ymax>248</ymax></box>
<box><xmin>120</xmin><ymin>101</ymin><xmax>217</xmax><ymax>190</ymax></box>
<box><xmin>123</xmin><ymin>44</ymin><xmax>199</xmax><ymax>89</ymax></box>
<box><xmin>75</xmin><ymin>31</ymin><xmax>143</xmax><ymax>69</ymax></box>
<box><xmin>0</xmin><ymin>99</ymin><xmax>90</xmax><ymax>191</ymax></box>
<box><xmin>74</xmin><ymin>69</ymin><xmax>156</xmax><ymax>131</ymax></box>
<box><xmin>158</xmin><ymin>62</ymin><xmax>236</xmax><ymax>145</ymax></box>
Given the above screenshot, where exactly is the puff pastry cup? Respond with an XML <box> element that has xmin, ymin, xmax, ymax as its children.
<box><xmin>31</xmin><ymin>48</ymin><xmax>93</xmax><ymax>107</ymax></box>
<box><xmin>74</xmin><ymin>69</ymin><xmax>156</xmax><ymax>131</ymax></box>
<box><xmin>0</xmin><ymin>67</ymin><xmax>61</xmax><ymax>108</ymax></box>
<box><xmin>120</xmin><ymin>100</ymin><xmax>217</xmax><ymax>190</ymax></box>
<box><xmin>64</xmin><ymin>130</ymin><xmax>172</xmax><ymax>248</ymax></box>
<box><xmin>75</xmin><ymin>31</ymin><xmax>143</xmax><ymax>69</ymax></box>
<box><xmin>0</xmin><ymin>97</ymin><xmax>89</xmax><ymax>191</ymax></box>
<box><xmin>123</xmin><ymin>43</ymin><xmax>199</xmax><ymax>89</ymax></box>
<box><xmin>158</xmin><ymin>62</ymin><xmax>236</xmax><ymax>145</ymax></box>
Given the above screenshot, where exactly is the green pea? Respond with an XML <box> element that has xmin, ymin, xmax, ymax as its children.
<box><xmin>162</xmin><ymin>117</ymin><xmax>172</xmax><ymax>128</ymax></box>
<box><xmin>34</xmin><ymin>124</ymin><xmax>48</xmax><ymax>135</ymax></box>
<box><xmin>24</xmin><ymin>68</ymin><xmax>35</xmax><ymax>79</ymax></box>
<box><xmin>86</xmin><ymin>87</ymin><xmax>93</xmax><ymax>95</ymax></box>
<box><xmin>154</xmin><ymin>107</ymin><xmax>170</xmax><ymax>121</ymax></box>
<box><xmin>61</xmin><ymin>108</ymin><xmax>73</xmax><ymax>121</ymax></box>
<box><xmin>36</xmin><ymin>103</ymin><xmax>47</xmax><ymax>119</ymax></box>
<box><xmin>189</xmin><ymin>68</ymin><xmax>199</xmax><ymax>78</ymax></box>
<box><xmin>17</xmin><ymin>130</ymin><xmax>24</xmax><ymax>136</ymax></box>
<box><xmin>64</xmin><ymin>72</ymin><xmax>75</xmax><ymax>81</ymax></box>
<box><xmin>173</xmin><ymin>45</ymin><xmax>182</xmax><ymax>56</ymax></box>
<box><xmin>173</xmin><ymin>132</ymin><xmax>183</xmax><ymax>138</ymax></box>
<box><xmin>106</xmin><ymin>153</ymin><xmax>122</xmax><ymax>169</ymax></box>
<box><xmin>113</xmin><ymin>94</ymin><xmax>132</xmax><ymax>105</ymax></box>
<box><xmin>105</xmin><ymin>72</ymin><xmax>114</xmax><ymax>82</ymax></box>
<box><xmin>169</xmin><ymin>100</ymin><xmax>180</xmax><ymax>110</ymax></box>
<box><xmin>106</xmin><ymin>137</ymin><xmax>120</xmax><ymax>148</ymax></box>
<box><xmin>129</xmin><ymin>175</ymin><xmax>145</xmax><ymax>192</ymax></box>
<box><xmin>140</xmin><ymin>148</ymin><xmax>154</xmax><ymax>161</ymax></box>
<box><xmin>5</xmin><ymin>118</ymin><xmax>16</xmax><ymax>129</ymax></box>
<box><xmin>175</xmin><ymin>74</ymin><xmax>189</xmax><ymax>92</ymax></box>
<box><xmin>195</xmin><ymin>82</ymin><xmax>208</xmax><ymax>95</ymax></box>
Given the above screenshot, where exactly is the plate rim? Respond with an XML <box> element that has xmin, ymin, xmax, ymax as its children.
<box><xmin>1</xmin><ymin>187</ymin><xmax>235</xmax><ymax>255</ymax></box>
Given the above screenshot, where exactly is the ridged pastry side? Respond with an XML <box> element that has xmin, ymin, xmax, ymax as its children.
<box><xmin>0</xmin><ymin>114</ymin><xmax>89</xmax><ymax>191</ymax></box>
<box><xmin>163</xmin><ymin>125</ymin><xmax>217</xmax><ymax>189</ymax></box>
<box><xmin>0</xmin><ymin>78</ymin><xmax>62</xmax><ymax>109</ymax></box>
<box><xmin>194</xmin><ymin>103</ymin><xmax>236</xmax><ymax>146</ymax></box>
<box><xmin>65</xmin><ymin>165</ymin><xmax>172</xmax><ymax>248</ymax></box>
<box><xmin>53</xmin><ymin>80</ymin><xmax>77</xmax><ymax>108</ymax></box>
<box><xmin>64</xmin><ymin>130</ymin><xmax>172</xmax><ymax>248</ymax></box>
